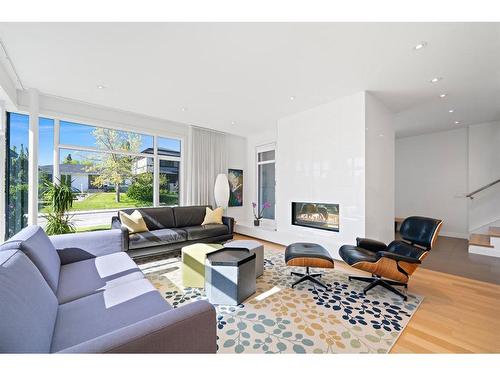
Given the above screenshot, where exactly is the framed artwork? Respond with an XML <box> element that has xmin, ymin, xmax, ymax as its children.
<box><xmin>228</xmin><ymin>169</ymin><xmax>243</xmax><ymax>207</ymax></box>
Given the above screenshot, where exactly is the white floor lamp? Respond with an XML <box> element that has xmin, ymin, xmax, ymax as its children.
<box><xmin>214</xmin><ymin>173</ymin><xmax>230</xmax><ymax>210</ymax></box>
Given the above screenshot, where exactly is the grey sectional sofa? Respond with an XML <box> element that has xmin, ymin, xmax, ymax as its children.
<box><xmin>0</xmin><ymin>225</ymin><xmax>217</xmax><ymax>353</ymax></box>
<box><xmin>112</xmin><ymin>205</ymin><xmax>234</xmax><ymax>259</ymax></box>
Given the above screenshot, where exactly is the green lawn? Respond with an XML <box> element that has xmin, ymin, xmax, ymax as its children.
<box><xmin>70</xmin><ymin>192</ymin><xmax>149</xmax><ymax>211</ymax></box>
<box><xmin>76</xmin><ymin>224</ymin><xmax>111</xmax><ymax>232</ymax></box>
<box><xmin>40</xmin><ymin>191</ymin><xmax>179</xmax><ymax>213</ymax></box>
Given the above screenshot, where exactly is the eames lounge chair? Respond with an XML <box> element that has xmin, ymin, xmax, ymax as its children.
<box><xmin>339</xmin><ymin>216</ymin><xmax>443</xmax><ymax>300</ymax></box>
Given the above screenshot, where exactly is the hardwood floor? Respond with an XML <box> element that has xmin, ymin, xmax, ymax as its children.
<box><xmin>233</xmin><ymin>234</ymin><xmax>500</xmax><ymax>353</ymax></box>
<box><xmin>401</xmin><ymin>233</ymin><xmax>500</xmax><ymax>284</ymax></box>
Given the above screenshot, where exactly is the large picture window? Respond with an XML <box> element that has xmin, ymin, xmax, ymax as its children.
<box><xmin>4</xmin><ymin>112</ymin><xmax>183</xmax><ymax>238</ymax></box>
<box><xmin>56</xmin><ymin>149</ymin><xmax>154</xmax><ymax>209</ymax></box>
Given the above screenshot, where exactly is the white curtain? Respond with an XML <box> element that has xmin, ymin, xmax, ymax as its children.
<box><xmin>187</xmin><ymin>126</ymin><xmax>227</xmax><ymax>207</ymax></box>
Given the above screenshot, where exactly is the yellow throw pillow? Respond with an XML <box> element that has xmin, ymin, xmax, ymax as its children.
<box><xmin>201</xmin><ymin>207</ymin><xmax>224</xmax><ymax>225</ymax></box>
<box><xmin>119</xmin><ymin>210</ymin><xmax>149</xmax><ymax>234</ymax></box>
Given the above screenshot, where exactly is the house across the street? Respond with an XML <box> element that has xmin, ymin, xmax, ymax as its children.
<box><xmin>39</xmin><ymin>164</ymin><xmax>101</xmax><ymax>193</ymax></box>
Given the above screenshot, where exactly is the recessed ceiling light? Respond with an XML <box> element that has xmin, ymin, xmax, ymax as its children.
<box><xmin>290</xmin><ymin>96</ymin><xmax>295</xmax><ymax>101</ymax></box>
<box><xmin>449</xmin><ymin>109</ymin><xmax>455</xmax><ymax>113</ymax></box>
<box><xmin>454</xmin><ymin>121</ymin><xmax>460</xmax><ymax>124</ymax></box>
<box><xmin>181</xmin><ymin>107</ymin><xmax>187</xmax><ymax>112</ymax></box>
<box><xmin>439</xmin><ymin>93</ymin><xmax>447</xmax><ymax>98</ymax></box>
<box><xmin>97</xmin><ymin>84</ymin><xmax>106</xmax><ymax>89</ymax></box>
<box><xmin>231</xmin><ymin>121</ymin><xmax>236</xmax><ymax>125</ymax></box>
<box><xmin>430</xmin><ymin>77</ymin><xmax>442</xmax><ymax>84</ymax></box>
<box><xmin>414</xmin><ymin>41</ymin><xmax>427</xmax><ymax>51</ymax></box>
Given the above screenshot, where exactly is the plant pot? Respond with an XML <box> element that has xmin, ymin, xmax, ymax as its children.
<box><xmin>254</xmin><ymin>219</ymin><xmax>260</xmax><ymax>226</ymax></box>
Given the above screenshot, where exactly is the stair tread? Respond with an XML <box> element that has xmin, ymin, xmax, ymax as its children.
<box><xmin>489</xmin><ymin>227</ymin><xmax>500</xmax><ymax>237</ymax></box>
<box><xmin>469</xmin><ymin>233</ymin><xmax>493</xmax><ymax>248</ymax></box>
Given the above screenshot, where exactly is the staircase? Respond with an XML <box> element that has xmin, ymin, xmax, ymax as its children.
<box><xmin>469</xmin><ymin>227</ymin><xmax>500</xmax><ymax>257</ymax></box>
<box><xmin>467</xmin><ymin>174</ymin><xmax>500</xmax><ymax>258</ymax></box>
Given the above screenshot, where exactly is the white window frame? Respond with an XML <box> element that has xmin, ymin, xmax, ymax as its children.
<box><xmin>3</xmin><ymin>110</ymin><xmax>32</xmax><ymax>239</ymax></box>
<box><xmin>157</xmin><ymin>153</ymin><xmax>182</xmax><ymax>207</ymax></box>
<box><xmin>54</xmin><ymin>119</ymin><xmax>185</xmax><ymax>209</ymax></box>
<box><xmin>256</xmin><ymin>142</ymin><xmax>276</xmax><ymax>226</ymax></box>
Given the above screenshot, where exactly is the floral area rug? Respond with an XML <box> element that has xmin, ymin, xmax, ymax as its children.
<box><xmin>138</xmin><ymin>248</ymin><xmax>422</xmax><ymax>353</ymax></box>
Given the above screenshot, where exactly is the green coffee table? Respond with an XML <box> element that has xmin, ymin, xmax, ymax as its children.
<box><xmin>181</xmin><ymin>243</ymin><xmax>223</xmax><ymax>288</ymax></box>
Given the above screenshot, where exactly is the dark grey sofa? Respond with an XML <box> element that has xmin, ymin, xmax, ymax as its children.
<box><xmin>0</xmin><ymin>225</ymin><xmax>217</xmax><ymax>353</ymax></box>
<box><xmin>112</xmin><ymin>205</ymin><xmax>235</xmax><ymax>259</ymax></box>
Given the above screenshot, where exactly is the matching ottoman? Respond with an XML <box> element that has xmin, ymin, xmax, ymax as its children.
<box><xmin>224</xmin><ymin>240</ymin><xmax>264</xmax><ymax>277</ymax></box>
<box><xmin>205</xmin><ymin>249</ymin><xmax>256</xmax><ymax>306</ymax></box>
<box><xmin>285</xmin><ymin>242</ymin><xmax>334</xmax><ymax>290</ymax></box>
<box><xmin>181</xmin><ymin>243</ymin><xmax>223</xmax><ymax>288</ymax></box>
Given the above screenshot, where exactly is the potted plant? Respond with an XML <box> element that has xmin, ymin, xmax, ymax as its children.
<box><xmin>43</xmin><ymin>179</ymin><xmax>76</xmax><ymax>235</ymax></box>
<box><xmin>252</xmin><ymin>201</ymin><xmax>271</xmax><ymax>226</ymax></box>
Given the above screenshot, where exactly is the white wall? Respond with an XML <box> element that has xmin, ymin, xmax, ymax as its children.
<box><xmin>468</xmin><ymin>121</ymin><xmax>500</xmax><ymax>231</ymax></box>
<box><xmin>0</xmin><ymin>58</ymin><xmax>17</xmax><ymax>107</ymax></box>
<box><xmin>276</xmin><ymin>92</ymin><xmax>366</xmax><ymax>258</ymax></box>
<box><xmin>395</xmin><ymin>121</ymin><xmax>500</xmax><ymax>237</ymax></box>
<box><xmin>395</xmin><ymin>128</ymin><xmax>469</xmax><ymax>238</ymax></box>
<box><xmin>235</xmin><ymin>92</ymin><xmax>395</xmax><ymax>258</ymax></box>
<box><xmin>365</xmin><ymin>93</ymin><xmax>395</xmax><ymax>244</ymax></box>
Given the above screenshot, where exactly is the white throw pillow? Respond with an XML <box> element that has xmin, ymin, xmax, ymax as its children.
<box><xmin>119</xmin><ymin>210</ymin><xmax>149</xmax><ymax>233</ymax></box>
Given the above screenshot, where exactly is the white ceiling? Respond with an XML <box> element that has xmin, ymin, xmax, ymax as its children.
<box><xmin>0</xmin><ymin>22</ymin><xmax>499</xmax><ymax>138</ymax></box>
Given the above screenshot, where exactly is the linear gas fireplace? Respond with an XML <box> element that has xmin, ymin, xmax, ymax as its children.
<box><xmin>291</xmin><ymin>202</ymin><xmax>339</xmax><ymax>232</ymax></box>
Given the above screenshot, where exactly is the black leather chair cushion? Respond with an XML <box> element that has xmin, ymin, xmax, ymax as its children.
<box><xmin>387</xmin><ymin>240</ymin><xmax>426</xmax><ymax>259</ymax></box>
<box><xmin>356</xmin><ymin>238</ymin><xmax>387</xmax><ymax>252</ymax></box>
<box><xmin>119</xmin><ymin>207</ymin><xmax>176</xmax><ymax>231</ymax></box>
<box><xmin>173</xmin><ymin>206</ymin><xmax>211</xmax><ymax>228</ymax></box>
<box><xmin>129</xmin><ymin>228</ymin><xmax>187</xmax><ymax>249</ymax></box>
<box><xmin>400</xmin><ymin>216</ymin><xmax>442</xmax><ymax>248</ymax></box>
<box><xmin>338</xmin><ymin>245</ymin><xmax>379</xmax><ymax>266</ymax></box>
<box><xmin>339</xmin><ymin>242</ymin><xmax>425</xmax><ymax>267</ymax></box>
<box><xmin>181</xmin><ymin>224</ymin><xmax>229</xmax><ymax>241</ymax></box>
<box><xmin>284</xmin><ymin>242</ymin><xmax>333</xmax><ymax>263</ymax></box>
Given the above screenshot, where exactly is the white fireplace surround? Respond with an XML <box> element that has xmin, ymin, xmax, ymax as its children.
<box><xmin>236</xmin><ymin>91</ymin><xmax>395</xmax><ymax>261</ymax></box>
